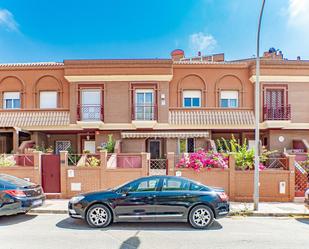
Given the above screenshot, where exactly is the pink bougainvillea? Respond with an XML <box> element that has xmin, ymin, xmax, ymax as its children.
<box><xmin>259</xmin><ymin>163</ymin><xmax>266</xmax><ymax>171</ymax></box>
<box><xmin>176</xmin><ymin>149</ymin><xmax>228</xmax><ymax>172</ymax></box>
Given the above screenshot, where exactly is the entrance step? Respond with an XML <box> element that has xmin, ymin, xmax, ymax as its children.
<box><xmin>294</xmin><ymin>197</ymin><xmax>305</xmax><ymax>203</ymax></box>
<box><xmin>45</xmin><ymin>193</ymin><xmax>61</xmax><ymax>199</ymax></box>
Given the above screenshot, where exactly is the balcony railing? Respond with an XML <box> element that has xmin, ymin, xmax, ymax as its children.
<box><xmin>132</xmin><ymin>104</ymin><xmax>157</xmax><ymax>121</ymax></box>
<box><xmin>77</xmin><ymin>104</ymin><xmax>103</xmax><ymax>121</ymax></box>
<box><xmin>263</xmin><ymin>105</ymin><xmax>291</xmax><ymax>121</ymax></box>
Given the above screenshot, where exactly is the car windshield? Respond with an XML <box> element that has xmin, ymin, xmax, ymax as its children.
<box><xmin>112</xmin><ymin>180</ymin><xmax>135</xmax><ymax>192</ymax></box>
<box><xmin>0</xmin><ymin>174</ymin><xmax>34</xmax><ymax>187</ymax></box>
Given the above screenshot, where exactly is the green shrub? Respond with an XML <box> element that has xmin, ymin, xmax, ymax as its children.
<box><xmin>0</xmin><ymin>155</ymin><xmax>16</xmax><ymax>167</ymax></box>
<box><xmin>216</xmin><ymin>135</ymin><xmax>276</xmax><ymax>170</ymax></box>
<box><xmin>105</xmin><ymin>134</ymin><xmax>115</xmax><ymax>153</ymax></box>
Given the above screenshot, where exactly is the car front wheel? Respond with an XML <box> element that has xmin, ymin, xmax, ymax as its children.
<box><xmin>189</xmin><ymin>205</ymin><xmax>214</xmax><ymax>229</ymax></box>
<box><xmin>86</xmin><ymin>204</ymin><xmax>112</xmax><ymax>228</ymax></box>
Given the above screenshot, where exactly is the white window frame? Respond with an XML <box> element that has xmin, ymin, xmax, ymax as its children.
<box><xmin>3</xmin><ymin>92</ymin><xmax>21</xmax><ymax>109</ymax></box>
<box><xmin>220</xmin><ymin>90</ymin><xmax>239</xmax><ymax>108</ymax></box>
<box><xmin>135</xmin><ymin>89</ymin><xmax>155</xmax><ymax>120</ymax></box>
<box><xmin>39</xmin><ymin>91</ymin><xmax>58</xmax><ymax>109</ymax></box>
<box><xmin>178</xmin><ymin>138</ymin><xmax>195</xmax><ymax>153</ymax></box>
<box><xmin>80</xmin><ymin>89</ymin><xmax>102</xmax><ymax>121</ymax></box>
<box><xmin>182</xmin><ymin>90</ymin><xmax>201</xmax><ymax>108</ymax></box>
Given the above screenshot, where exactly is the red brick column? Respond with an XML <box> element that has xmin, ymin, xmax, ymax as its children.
<box><xmin>286</xmin><ymin>154</ymin><xmax>296</xmax><ymax>201</ymax></box>
<box><xmin>228</xmin><ymin>154</ymin><xmax>236</xmax><ymax>201</ymax></box>
<box><xmin>100</xmin><ymin>150</ymin><xmax>107</xmax><ymax>189</ymax></box>
<box><xmin>141</xmin><ymin>152</ymin><xmax>150</xmax><ymax>176</ymax></box>
<box><xmin>167</xmin><ymin>152</ymin><xmax>175</xmax><ymax>176</ymax></box>
<box><xmin>32</xmin><ymin>151</ymin><xmax>42</xmax><ymax>185</ymax></box>
<box><xmin>60</xmin><ymin>151</ymin><xmax>68</xmax><ymax>199</ymax></box>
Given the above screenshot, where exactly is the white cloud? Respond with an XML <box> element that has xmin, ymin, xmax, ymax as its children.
<box><xmin>189</xmin><ymin>32</ymin><xmax>217</xmax><ymax>53</ymax></box>
<box><xmin>287</xmin><ymin>0</ymin><xmax>309</xmax><ymax>28</ymax></box>
<box><xmin>0</xmin><ymin>9</ymin><xmax>19</xmax><ymax>31</ymax></box>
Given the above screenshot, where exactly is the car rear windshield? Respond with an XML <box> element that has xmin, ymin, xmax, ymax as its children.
<box><xmin>189</xmin><ymin>180</ymin><xmax>210</xmax><ymax>191</ymax></box>
<box><xmin>0</xmin><ymin>174</ymin><xmax>33</xmax><ymax>187</ymax></box>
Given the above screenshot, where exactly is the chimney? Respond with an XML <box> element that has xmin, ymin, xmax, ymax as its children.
<box><xmin>171</xmin><ymin>49</ymin><xmax>185</xmax><ymax>61</ymax></box>
<box><xmin>263</xmin><ymin>48</ymin><xmax>283</xmax><ymax>60</ymax></box>
<box><xmin>297</xmin><ymin>56</ymin><xmax>301</xmax><ymax>61</ymax></box>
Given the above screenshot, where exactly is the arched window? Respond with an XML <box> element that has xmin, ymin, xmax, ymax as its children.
<box><xmin>34</xmin><ymin>75</ymin><xmax>63</xmax><ymax>108</ymax></box>
<box><xmin>177</xmin><ymin>74</ymin><xmax>206</xmax><ymax>107</ymax></box>
<box><xmin>0</xmin><ymin>76</ymin><xmax>25</xmax><ymax>109</ymax></box>
<box><xmin>215</xmin><ymin>75</ymin><xmax>243</xmax><ymax>108</ymax></box>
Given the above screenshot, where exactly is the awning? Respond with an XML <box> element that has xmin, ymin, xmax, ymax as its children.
<box><xmin>122</xmin><ymin>131</ymin><xmax>209</xmax><ymax>139</ymax></box>
<box><xmin>0</xmin><ymin>110</ymin><xmax>70</xmax><ymax>128</ymax></box>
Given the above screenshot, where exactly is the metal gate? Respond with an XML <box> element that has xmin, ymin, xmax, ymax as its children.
<box><xmin>41</xmin><ymin>154</ymin><xmax>61</xmax><ymax>193</ymax></box>
<box><xmin>149</xmin><ymin>159</ymin><xmax>168</xmax><ymax>176</ymax></box>
<box><xmin>294</xmin><ymin>161</ymin><xmax>308</xmax><ymax>197</ymax></box>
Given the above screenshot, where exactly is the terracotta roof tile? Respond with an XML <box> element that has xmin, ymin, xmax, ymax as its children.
<box><xmin>169</xmin><ymin>109</ymin><xmax>255</xmax><ymax>127</ymax></box>
<box><xmin>0</xmin><ymin>110</ymin><xmax>70</xmax><ymax>128</ymax></box>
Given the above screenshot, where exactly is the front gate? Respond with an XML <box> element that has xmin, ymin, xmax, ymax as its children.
<box><xmin>149</xmin><ymin>159</ymin><xmax>168</xmax><ymax>176</ymax></box>
<box><xmin>41</xmin><ymin>154</ymin><xmax>61</xmax><ymax>193</ymax></box>
<box><xmin>294</xmin><ymin>161</ymin><xmax>308</xmax><ymax>197</ymax></box>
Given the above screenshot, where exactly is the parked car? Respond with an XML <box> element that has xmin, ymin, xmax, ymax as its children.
<box><xmin>0</xmin><ymin>174</ymin><xmax>45</xmax><ymax>216</ymax></box>
<box><xmin>69</xmin><ymin>175</ymin><xmax>229</xmax><ymax>229</ymax></box>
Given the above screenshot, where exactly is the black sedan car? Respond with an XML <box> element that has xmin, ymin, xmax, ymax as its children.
<box><xmin>69</xmin><ymin>176</ymin><xmax>229</xmax><ymax>229</ymax></box>
<box><xmin>0</xmin><ymin>174</ymin><xmax>45</xmax><ymax>216</ymax></box>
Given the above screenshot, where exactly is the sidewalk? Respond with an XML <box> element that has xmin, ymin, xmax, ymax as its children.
<box><xmin>30</xmin><ymin>199</ymin><xmax>309</xmax><ymax>217</ymax></box>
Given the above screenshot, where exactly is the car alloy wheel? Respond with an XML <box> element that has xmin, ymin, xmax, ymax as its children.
<box><xmin>86</xmin><ymin>204</ymin><xmax>112</xmax><ymax>228</ymax></box>
<box><xmin>189</xmin><ymin>205</ymin><xmax>214</xmax><ymax>229</ymax></box>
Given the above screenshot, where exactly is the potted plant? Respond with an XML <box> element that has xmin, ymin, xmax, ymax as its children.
<box><xmin>105</xmin><ymin>134</ymin><xmax>115</xmax><ymax>153</ymax></box>
<box><xmin>46</xmin><ymin>146</ymin><xmax>54</xmax><ymax>154</ymax></box>
<box><xmin>0</xmin><ymin>155</ymin><xmax>16</xmax><ymax>167</ymax></box>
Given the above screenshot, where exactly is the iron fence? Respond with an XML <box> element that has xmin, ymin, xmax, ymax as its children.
<box><xmin>149</xmin><ymin>159</ymin><xmax>167</xmax><ymax>175</ymax></box>
<box><xmin>0</xmin><ymin>154</ymin><xmax>34</xmax><ymax>167</ymax></box>
<box><xmin>68</xmin><ymin>154</ymin><xmax>100</xmax><ymax>167</ymax></box>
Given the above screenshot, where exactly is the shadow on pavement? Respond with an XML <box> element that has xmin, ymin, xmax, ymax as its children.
<box><xmin>119</xmin><ymin>232</ymin><xmax>141</xmax><ymax>249</ymax></box>
<box><xmin>295</xmin><ymin>218</ymin><xmax>309</xmax><ymax>225</ymax></box>
<box><xmin>56</xmin><ymin>217</ymin><xmax>223</xmax><ymax>231</ymax></box>
<box><xmin>0</xmin><ymin>213</ymin><xmax>37</xmax><ymax>226</ymax></box>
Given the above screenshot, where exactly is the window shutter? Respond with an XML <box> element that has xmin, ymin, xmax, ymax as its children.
<box><xmin>3</xmin><ymin>92</ymin><xmax>20</xmax><ymax>99</ymax></box>
<box><xmin>220</xmin><ymin>91</ymin><xmax>238</xmax><ymax>99</ymax></box>
<box><xmin>183</xmin><ymin>90</ymin><xmax>201</xmax><ymax>98</ymax></box>
<box><xmin>40</xmin><ymin>91</ymin><xmax>57</xmax><ymax>108</ymax></box>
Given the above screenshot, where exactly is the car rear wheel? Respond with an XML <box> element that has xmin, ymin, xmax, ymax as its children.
<box><xmin>86</xmin><ymin>204</ymin><xmax>112</xmax><ymax>228</ymax></box>
<box><xmin>189</xmin><ymin>205</ymin><xmax>214</xmax><ymax>229</ymax></box>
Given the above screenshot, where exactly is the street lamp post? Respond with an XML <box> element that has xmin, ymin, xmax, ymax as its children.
<box><xmin>254</xmin><ymin>0</ymin><xmax>266</xmax><ymax>211</ymax></box>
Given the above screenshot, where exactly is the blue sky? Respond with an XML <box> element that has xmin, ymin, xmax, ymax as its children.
<box><xmin>0</xmin><ymin>0</ymin><xmax>308</xmax><ymax>62</ymax></box>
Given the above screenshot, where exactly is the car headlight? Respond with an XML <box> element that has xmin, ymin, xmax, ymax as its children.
<box><xmin>70</xmin><ymin>195</ymin><xmax>85</xmax><ymax>204</ymax></box>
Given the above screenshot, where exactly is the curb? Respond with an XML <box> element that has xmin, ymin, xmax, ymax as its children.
<box><xmin>29</xmin><ymin>209</ymin><xmax>309</xmax><ymax>217</ymax></box>
<box><xmin>228</xmin><ymin>212</ymin><xmax>309</xmax><ymax>217</ymax></box>
<box><xmin>29</xmin><ymin>209</ymin><xmax>68</xmax><ymax>215</ymax></box>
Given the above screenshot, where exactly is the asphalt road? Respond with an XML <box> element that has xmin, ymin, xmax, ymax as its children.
<box><xmin>0</xmin><ymin>214</ymin><xmax>309</xmax><ymax>249</ymax></box>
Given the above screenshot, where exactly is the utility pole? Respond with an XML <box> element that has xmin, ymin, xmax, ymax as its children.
<box><xmin>254</xmin><ymin>0</ymin><xmax>266</xmax><ymax>211</ymax></box>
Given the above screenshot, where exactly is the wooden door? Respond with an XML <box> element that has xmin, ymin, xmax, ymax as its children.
<box><xmin>41</xmin><ymin>154</ymin><xmax>61</xmax><ymax>193</ymax></box>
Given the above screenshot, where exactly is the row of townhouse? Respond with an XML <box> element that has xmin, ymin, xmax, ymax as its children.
<box><xmin>0</xmin><ymin>48</ymin><xmax>309</xmax><ymax>159</ymax></box>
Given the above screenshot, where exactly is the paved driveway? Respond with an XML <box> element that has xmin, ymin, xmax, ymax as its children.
<box><xmin>1</xmin><ymin>214</ymin><xmax>309</xmax><ymax>249</ymax></box>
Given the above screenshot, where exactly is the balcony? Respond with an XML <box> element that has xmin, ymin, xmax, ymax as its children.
<box><xmin>169</xmin><ymin>108</ymin><xmax>255</xmax><ymax>128</ymax></box>
<box><xmin>263</xmin><ymin>105</ymin><xmax>291</xmax><ymax>121</ymax></box>
<box><xmin>132</xmin><ymin>104</ymin><xmax>157</xmax><ymax>121</ymax></box>
<box><xmin>0</xmin><ymin>109</ymin><xmax>70</xmax><ymax>127</ymax></box>
<box><xmin>77</xmin><ymin>104</ymin><xmax>103</xmax><ymax>121</ymax></box>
